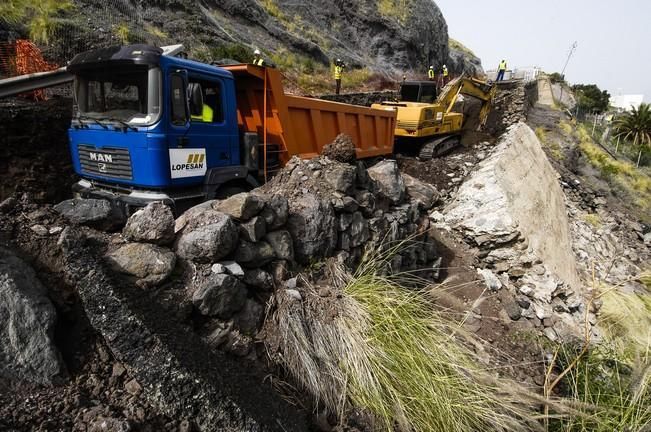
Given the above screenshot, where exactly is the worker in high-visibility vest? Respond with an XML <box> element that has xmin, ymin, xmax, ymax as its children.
<box><xmin>442</xmin><ymin>64</ymin><xmax>449</xmax><ymax>84</ymax></box>
<box><xmin>334</xmin><ymin>58</ymin><xmax>345</xmax><ymax>95</ymax></box>
<box><xmin>189</xmin><ymin>84</ymin><xmax>214</xmax><ymax>122</ymax></box>
<box><xmin>191</xmin><ymin>104</ymin><xmax>214</xmax><ymax>122</ymax></box>
<box><xmin>428</xmin><ymin>66</ymin><xmax>435</xmax><ymax>81</ymax></box>
<box><xmin>252</xmin><ymin>49</ymin><xmax>265</xmax><ymax>66</ymax></box>
<box><xmin>496</xmin><ymin>59</ymin><xmax>507</xmax><ymax>81</ymax></box>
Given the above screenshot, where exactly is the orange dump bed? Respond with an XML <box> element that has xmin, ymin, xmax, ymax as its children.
<box><xmin>222</xmin><ymin>64</ymin><xmax>396</xmax><ymax>166</ymax></box>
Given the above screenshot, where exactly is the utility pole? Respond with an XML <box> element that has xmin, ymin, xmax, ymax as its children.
<box><xmin>558</xmin><ymin>41</ymin><xmax>578</xmax><ymax>104</ymax></box>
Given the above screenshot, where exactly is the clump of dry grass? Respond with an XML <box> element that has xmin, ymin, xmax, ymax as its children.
<box><xmin>265</xmin><ymin>243</ymin><xmax>545</xmax><ymax>431</ymax></box>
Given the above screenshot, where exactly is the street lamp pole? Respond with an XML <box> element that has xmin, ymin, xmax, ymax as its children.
<box><xmin>559</xmin><ymin>41</ymin><xmax>578</xmax><ymax>105</ymax></box>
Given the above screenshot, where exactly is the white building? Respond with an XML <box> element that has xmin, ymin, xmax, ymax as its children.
<box><xmin>610</xmin><ymin>94</ymin><xmax>644</xmax><ymax>111</ymax></box>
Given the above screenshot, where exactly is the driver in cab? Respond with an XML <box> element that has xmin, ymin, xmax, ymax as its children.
<box><xmin>188</xmin><ymin>83</ymin><xmax>214</xmax><ymax>123</ymax></box>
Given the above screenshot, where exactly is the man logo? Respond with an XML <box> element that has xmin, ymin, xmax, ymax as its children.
<box><xmin>98</xmin><ymin>163</ymin><xmax>107</xmax><ymax>173</ymax></box>
<box><xmin>186</xmin><ymin>154</ymin><xmax>205</xmax><ymax>164</ymax></box>
<box><xmin>89</xmin><ymin>152</ymin><xmax>113</xmax><ymax>163</ymax></box>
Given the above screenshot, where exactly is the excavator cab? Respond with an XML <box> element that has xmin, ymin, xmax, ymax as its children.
<box><xmin>399</xmin><ymin>81</ymin><xmax>437</xmax><ymax>103</ymax></box>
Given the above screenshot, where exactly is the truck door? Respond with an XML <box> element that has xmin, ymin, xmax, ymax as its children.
<box><xmin>167</xmin><ymin>72</ymin><xmax>234</xmax><ymax>183</ymax></box>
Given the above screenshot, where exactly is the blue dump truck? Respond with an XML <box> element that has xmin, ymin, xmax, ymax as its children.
<box><xmin>66</xmin><ymin>44</ymin><xmax>397</xmax><ymax>214</ymax></box>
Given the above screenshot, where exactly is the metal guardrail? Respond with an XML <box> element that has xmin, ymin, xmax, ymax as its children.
<box><xmin>0</xmin><ymin>45</ymin><xmax>183</xmax><ymax>99</ymax></box>
<box><xmin>0</xmin><ymin>67</ymin><xmax>73</xmax><ymax>98</ymax></box>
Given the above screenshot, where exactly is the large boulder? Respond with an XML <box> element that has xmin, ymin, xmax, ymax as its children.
<box><xmin>107</xmin><ymin>243</ymin><xmax>176</xmax><ymax>287</ymax></box>
<box><xmin>175</xmin><ymin>210</ymin><xmax>239</xmax><ymax>262</ymax></box>
<box><xmin>192</xmin><ymin>274</ymin><xmax>247</xmax><ymax>319</ymax></box>
<box><xmin>256</xmin><ymin>193</ymin><xmax>290</xmax><ymax>230</ymax></box>
<box><xmin>239</xmin><ymin>216</ymin><xmax>266</xmax><ymax>242</ymax></box>
<box><xmin>174</xmin><ymin>200</ymin><xmax>216</xmax><ymax>233</ymax></box>
<box><xmin>286</xmin><ymin>194</ymin><xmax>337</xmax><ymax>264</ymax></box>
<box><xmin>402</xmin><ymin>173</ymin><xmax>440</xmax><ymax>209</ymax></box>
<box><xmin>325</xmin><ymin>164</ymin><xmax>357</xmax><ymax>194</ymax></box>
<box><xmin>215</xmin><ymin>193</ymin><xmax>265</xmax><ymax>221</ymax></box>
<box><xmin>122</xmin><ymin>202</ymin><xmax>175</xmax><ymax>245</ymax></box>
<box><xmin>367</xmin><ymin>160</ymin><xmax>406</xmax><ymax>205</ymax></box>
<box><xmin>54</xmin><ymin>198</ymin><xmax>125</xmax><ymax>231</ymax></box>
<box><xmin>0</xmin><ymin>247</ymin><xmax>66</xmax><ymax>385</ymax></box>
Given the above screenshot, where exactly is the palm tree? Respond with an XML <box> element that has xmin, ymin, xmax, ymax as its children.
<box><xmin>613</xmin><ymin>103</ymin><xmax>651</xmax><ymax>167</ymax></box>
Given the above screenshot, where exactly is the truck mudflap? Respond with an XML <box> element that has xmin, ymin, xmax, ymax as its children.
<box><xmin>72</xmin><ymin>179</ymin><xmax>175</xmax><ymax>216</ymax></box>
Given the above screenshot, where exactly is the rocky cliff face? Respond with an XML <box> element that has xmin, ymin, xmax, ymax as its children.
<box><xmin>446</xmin><ymin>39</ymin><xmax>484</xmax><ymax>76</ymax></box>
<box><xmin>447</xmin><ymin>46</ymin><xmax>483</xmax><ymax>76</ymax></box>
<box><xmin>41</xmin><ymin>0</ymin><xmax>450</xmax><ymax>73</ymax></box>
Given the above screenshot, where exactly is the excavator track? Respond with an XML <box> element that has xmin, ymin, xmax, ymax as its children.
<box><xmin>418</xmin><ymin>135</ymin><xmax>460</xmax><ymax>160</ymax></box>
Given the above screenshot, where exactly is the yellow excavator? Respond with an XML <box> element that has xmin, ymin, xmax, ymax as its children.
<box><xmin>371</xmin><ymin>76</ymin><xmax>495</xmax><ymax>159</ymax></box>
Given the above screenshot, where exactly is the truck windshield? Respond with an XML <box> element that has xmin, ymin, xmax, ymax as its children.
<box><xmin>74</xmin><ymin>66</ymin><xmax>161</xmax><ymax>126</ymax></box>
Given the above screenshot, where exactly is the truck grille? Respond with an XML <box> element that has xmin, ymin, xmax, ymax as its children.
<box><xmin>78</xmin><ymin>145</ymin><xmax>133</xmax><ymax>180</ymax></box>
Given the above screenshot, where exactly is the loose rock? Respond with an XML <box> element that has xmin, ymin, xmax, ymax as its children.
<box><xmin>402</xmin><ymin>173</ymin><xmax>440</xmax><ymax>209</ymax></box>
<box><xmin>192</xmin><ymin>274</ymin><xmax>247</xmax><ymax>318</ymax></box>
<box><xmin>107</xmin><ymin>243</ymin><xmax>176</xmax><ymax>287</ymax></box>
<box><xmin>286</xmin><ymin>194</ymin><xmax>337</xmax><ymax>263</ymax></box>
<box><xmin>175</xmin><ymin>211</ymin><xmax>238</xmax><ymax>263</ymax></box>
<box><xmin>239</xmin><ymin>216</ymin><xmax>266</xmax><ymax>242</ymax></box>
<box><xmin>321</xmin><ymin>133</ymin><xmax>357</xmax><ymax>163</ymax></box>
<box><xmin>215</xmin><ymin>193</ymin><xmax>264</xmax><ymax>221</ymax></box>
<box><xmin>0</xmin><ymin>247</ymin><xmax>66</xmax><ymax>385</ymax></box>
<box><xmin>122</xmin><ymin>202</ymin><xmax>175</xmax><ymax>245</ymax></box>
<box><xmin>54</xmin><ymin>198</ymin><xmax>125</xmax><ymax>231</ymax></box>
<box><xmin>367</xmin><ymin>160</ymin><xmax>406</xmax><ymax>204</ymax></box>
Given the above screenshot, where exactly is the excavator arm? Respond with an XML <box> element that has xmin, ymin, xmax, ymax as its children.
<box><xmin>438</xmin><ymin>76</ymin><xmax>496</xmax><ymax>128</ymax></box>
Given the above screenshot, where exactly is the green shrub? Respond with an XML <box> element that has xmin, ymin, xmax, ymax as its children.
<box><xmin>549</xmin><ymin>344</ymin><xmax>651</xmax><ymax>432</ymax></box>
<box><xmin>576</xmin><ymin>124</ymin><xmax>651</xmax><ymax>219</ymax></box>
<box><xmin>115</xmin><ymin>23</ymin><xmax>130</xmax><ymax>44</ymax></box>
<box><xmin>260</xmin><ymin>0</ymin><xmax>285</xmax><ymax>20</ymax></box>
<box><xmin>377</xmin><ymin>0</ymin><xmax>411</xmax><ymax>23</ymax></box>
<box><xmin>0</xmin><ymin>0</ymin><xmax>73</xmax><ymax>44</ymax></box>
<box><xmin>210</xmin><ymin>43</ymin><xmax>251</xmax><ymax>63</ymax></box>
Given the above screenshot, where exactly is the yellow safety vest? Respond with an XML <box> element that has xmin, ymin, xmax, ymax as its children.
<box><xmin>499</xmin><ymin>61</ymin><xmax>507</xmax><ymax>71</ymax></box>
<box><xmin>442</xmin><ymin>67</ymin><xmax>448</xmax><ymax>77</ymax></box>
<box><xmin>428</xmin><ymin>69</ymin><xmax>435</xmax><ymax>79</ymax></box>
<box><xmin>191</xmin><ymin>104</ymin><xmax>214</xmax><ymax>122</ymax></box>
<box><xmin>253</xmin><ymin>57</ymin><xmax>265</xmax><ymax>66</ymax></box>
<box><xmin>334</xmin><ymin>65</ymin><xmax>343</xmax><ymax>80</ymax></box>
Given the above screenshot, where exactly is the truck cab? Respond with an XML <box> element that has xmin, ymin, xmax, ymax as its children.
<box><xmin>68</xmin><ymin>44</ymin><xmax>259</xmax><ymax>213</ymax></box>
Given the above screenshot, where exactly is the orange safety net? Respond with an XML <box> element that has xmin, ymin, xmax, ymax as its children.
<box><xmin>0</xmin><ymin>39</ymin><xmax>59</xmax><ymax>100</ymax></box>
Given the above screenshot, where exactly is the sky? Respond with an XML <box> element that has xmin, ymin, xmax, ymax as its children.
<box><xmin>435</xmin><ymin>0</ymin><xmax>651</xmax><ymax>102</ymax></box>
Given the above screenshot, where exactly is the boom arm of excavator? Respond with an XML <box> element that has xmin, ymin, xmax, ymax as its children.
<box><xmin>437</xmin><ymin>76</ymin><xmax>496</xmax><ymax>128</ymax></box>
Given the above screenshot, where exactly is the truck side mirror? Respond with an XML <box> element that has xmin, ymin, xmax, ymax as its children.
<box><xmin>170</xmin><ymin>72</ymin><xmax>189</xmax><ymax>126</ymax></box>
<box><xmin>188</xmin><ymin>83</ymin><xmax>204</xmax><ymax>117</ymax></box>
